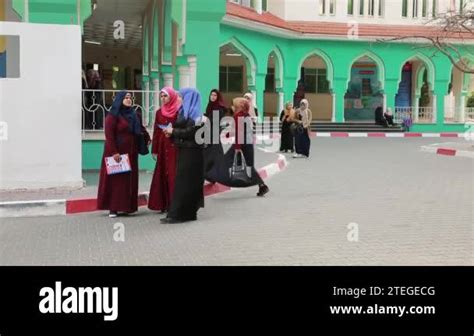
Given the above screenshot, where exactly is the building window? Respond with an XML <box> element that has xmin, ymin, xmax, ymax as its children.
<box><xmin>359</xmin><ymin>0</ymin><xmax>365</xmax><ymax>15</ymax></box>
<box><xmin>319</xmin><ymin>0</ymin><xmax>326</xmax><ymax>15</ymax></box>
<box><xmin>230</xmin><ymin>0</ymin><xmax>251</xmax><ymax>7</ymax></box>
<box><xmin>303</xmin><ymin>68</ymin><xmax>330</xmax><ymax>94</ymax></box>
<box><xmin>265</xmin><ymin>68</ymin><xmax>275</xmax><ymax>92</ymax></box>
<box><xmin>368</xmin><ymin>0</ymin><xmax>375</xmax><ymax>16</ymax></box>
<box><xmin>262</xmin><ymin>0</ymin><xmax>268</xmax><ymax>11</ymax></box>
<box><xmin>422</xmin><ymin>0</ymin><xmax>428</xmax><ymax>17</ymax></box>
<box><xmin>432</xmin><ymin>0</ymin><xmax>438</xmax><ymax>16</ymax></box>
<box><xmin>378</xmin><ymin>0</ymin><xmax>385</xmax><ymax>16</ymax></box>
<box><xmin>402</xmin><ymin>0</ymin><xmax>408</xmax><ymax>17</ymax></box>
<box><xmin>348</xmin><ymin>0</ymin><xmax>354</xmax><ymax>15</ymax></box>
<box><xmin>413</xmin><ymin>0</ymin><xmax>418</xmax><ymax>17</ymax></box>
<box><xmin>329</xmin><ymin>0</ymin><xmax>336</xmax><ymax>14</ymax></box>
<box><xmin>219</xmin><ymin>66</ymin><xmax>243</xmax><ymax>93</ymax></box>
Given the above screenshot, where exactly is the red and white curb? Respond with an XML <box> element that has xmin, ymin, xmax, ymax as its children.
<box><xmin>311</xmin><ymin>132</ymin><xmax>466</xmax><ymax>138</ymax></box>
<box><xmin>421</xmin><ymin>146</ymin><xmax>474</xmax><ymax>158</ymax></box>
<box><xmin>0</xmin><ymin>155</ymin><xmax>289</xmax><ymax>218</ymax></box>
<box><xmin>231</xmin><ymin>133</ymin><xmax>467</xmax><ymax>141</ymax></box>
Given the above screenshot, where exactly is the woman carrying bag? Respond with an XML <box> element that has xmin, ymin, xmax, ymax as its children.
<box><xmin>279</xmin><ymin>101</ymin><xmax>296</xmax><ymax>153</ymax></box>
<box><xmin>293</xmin><ymin>99</ymin><xmax>312</xmax><ymax>158</ymax></box>
<box><xmin>231</xmin><ymin>98</ymin><xmax>269</xmax><ymax>196</ymax></box>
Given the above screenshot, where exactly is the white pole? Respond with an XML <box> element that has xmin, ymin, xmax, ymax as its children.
<box><xmin>77</xmin><ymin>0</ymin><xmax>81</xmax><ymax>26</ymax></box>
<box><xmin>24</xmin><ymin>0</ymin><xmax>29</xmax><ymax>22</ymax></box>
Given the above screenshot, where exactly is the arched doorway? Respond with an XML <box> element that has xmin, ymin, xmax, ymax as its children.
<box><xmin>219</xmin><ymin>39</ymin><xmax>256</xmax><ymax>110</ymax></box>
<box><xmin>446</xmin><ymin>59</ymin><xmax>474</xmax><ymax>123</ymax></box>
<box><xmin>297</xmin><ymin>52</ymin><xmax>333</xmax><ymax>121</ymax></box>
<box><xmin>344</xmin><ymin>55</ymin><xmax>384</xmax><ymax>122</ymax></box>
<box><xmin>395</xmin><ymin>56</ymin><xmax>434</xmax><ymax>123</ymax></box>
<box><xmin>264</xmin><ymin>49</ymin><xmax>284</xmax><ymax>117</ymax></box>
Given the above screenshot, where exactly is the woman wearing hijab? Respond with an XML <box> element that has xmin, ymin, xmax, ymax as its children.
<box><xmin>160</xmin><ymin>88</ymin><xmax>205</xmax><ymax>224</ymax></box>
<box><xmin>97</xmin><ymin>91</ymin><xmax>151</xmax><ymax>218</ymax></box>
<box><xmin>244</xmin><ymin>92</ymin><xmax>258</xmax><ymax>119</ymax></box>
<box><xmin>293</xmin><ymin>99</ymin><xmax>312</xmax><ymax>158</ymax></box>
<box><xmin>148</xmin><ymin>87</ymin><xmax>182</xmax><ymax>213</ymax></box>
<box><xmin>204</xmin><ymin>89</ymin><xmax>227</xmax><ymax>183</ymax></box>
<box><xmin>279</xmin><ymin>102</ymin><xmax>295</xmax><ymax>153</ymax></box>
<box><xmin>232</xmin><ymin>97</ymin><xmax>270</xmax><ymax>196</ymax></box>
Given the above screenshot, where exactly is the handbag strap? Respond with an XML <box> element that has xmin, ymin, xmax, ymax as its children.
<box><xmin>234</xmin><ymin>149</ymin><xmax>248</xmax><ymax>169</ymax></box>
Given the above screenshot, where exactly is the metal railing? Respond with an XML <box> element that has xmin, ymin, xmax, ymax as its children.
<box><xmin>82</xmin><ymin>90</ymin><xmax>159</xmax><ymax>132</ymax></box>
<box><xmin>444</xmin><ymin>107</ymin><xmax>474</xmax><ymax>123</ymax></box>
<box><xmin>394</xmin><ymin>107</ymin><xmax>434</xmax><ymax>124</ymax></box>
<box><xmin>465</xmin><ymin>107</ymin><xmax>474</xmax><ymax>121</ymax></box>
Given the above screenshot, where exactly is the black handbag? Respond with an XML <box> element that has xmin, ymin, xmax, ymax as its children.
<box><xmin>137</xmin><ymin>133</ymin><xmax>149</xmax><ymax>155</ymax></box>
<box><xmin>229</xmin><ymin>149</ymin><xmax>253</xmax><ymax>184</ymax></box>
<box><xmin>290</xmin><ymin>122</ymin><xmax>304</xmax><ymax>135</ymax></box>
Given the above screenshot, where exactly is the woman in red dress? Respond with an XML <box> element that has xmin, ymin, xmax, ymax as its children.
<box><xmin>97</xmin><ymin>91</ymin><xmax>150</xmax><ymax>218</ymax></box>
<box><xmin>148</xmin><ymin>87</ymin><xmax>182</xmax><ymax>212</ymax></box>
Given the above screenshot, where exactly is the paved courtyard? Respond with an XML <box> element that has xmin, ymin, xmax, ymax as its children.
<box><xmin>0</xmin><ymin>138</ymin><xmax>472</xmax><ymax>266</ymax></box>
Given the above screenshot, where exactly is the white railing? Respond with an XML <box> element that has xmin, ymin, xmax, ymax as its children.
<box><xmin>394</xmin><ymin>107</ymin><xmax>434</xmax><ymax>124</ymax></box>
<box><xmin>444</xmin><ymin>107</ymin><xmax>474</xmax><ymax>123</ymax></box>
<box><xmin>465</xmin><ymin>108</ymin><xmax>474</xmax><ymax>122</ymax></box>
<box><xmin>82</xmin><ymin>90</ymin><xmax>159</xmax><ymax>132</ymax></box>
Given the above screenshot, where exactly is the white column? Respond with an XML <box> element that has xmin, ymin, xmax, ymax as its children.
<box><xmin>254</xmin><ymin>0</ymin><xmax>263</xmax><ymax>14</ymax></box>
<box><xmin>414</xmin><ymin>95</ymin><xmax>420</xmax><ymax>123</ymax></box>
<box><xmin>432</xmin><ymin>94</ymin><xmax>437</xmax><ymax>123</ymax></box>
<box><xmin>24</xmin><ymin>0</ymin><xmax>29</xmax><ymax>22</ymax></box>
<box><xmin>163</xmin><ymin>73</ymin><xmax>174</xmax><ymax>88</ymax></box>
<box><xmin>178</xmin><ymin>65</ymin><xmax>191</xmax><ymax>89</ymax></box>
<box><xmin>187</xmin><ymin>56</ymin><xmax>197</xmax><ymax>88</ymax></box>
<box><xmin>77</xmin><ymin>0</ymin><xmax>81</xmax><ymax>25</ymax></box>
<box><xmin>251</xmin><ymin>89</ymin><xmax>257</xmax><ymax>108</ymax></box>
<box><xmin>332</xmin><ymin>93</ymin><xmax>336</xmax><ymax>122</ymax></box>
<box><xmin>144</xmin><ymin>81</ymin><xmax>150</xmax><ymax>124</ymax></box>
<box><xmin>278</xmin><ymin>91</ymin><xmax>284</xmax><ymax>116</ymax></box>
<box><xmin>459</xmin><ymin>94</ymin><xmax>466</xmax><ymax>123</ymax></box>
<box><xmin>383</xmin><ymin>93</ymin><xmax>387</xmax><ymax>112</ymax></box>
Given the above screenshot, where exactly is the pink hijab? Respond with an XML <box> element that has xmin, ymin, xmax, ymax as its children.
<box><xmin>160</xmin><ymin>87</ymin><xmax>181</xmax><ymax>119</ymax></box>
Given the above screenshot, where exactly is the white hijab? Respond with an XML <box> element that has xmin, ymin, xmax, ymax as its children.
<box><xmin>244</xmin><ymin>93</ymin><xmax>257</xmax><ymax>118</ymax></box>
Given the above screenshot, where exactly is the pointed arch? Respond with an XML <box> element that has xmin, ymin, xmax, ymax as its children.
<box><xmin>268</xmin><ymin>46</ymin><xmax>284</xmax><ymax>89</ymax></box>
<box><xmin>398</xmin><ymin>53</ymin><xmax>435</xmax><ymax>88</ymax></box>
<box><xmin>220</xmin><ymin>37</ymin><xmax>257</xmax><ymax>87</ymax></box>
<box><xmin>297</xmin><ymin>49</ymin><xmax>334</xmax><ymax>90</ymax></box>
<box><xmin>348</xmin><ymin>51</ymin><xmax>385</xmax><ymax>90</ymax></box>
<box><xmin>415</xmin><ymin>65</ymin><xmax>428</xmax><ymax>95</ymax></box>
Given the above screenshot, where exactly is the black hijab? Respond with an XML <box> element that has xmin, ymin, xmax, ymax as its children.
<box><xmin>110</xmin><ymin>91</ymin><xmax>142</xmax><ymax>135</ymax></box>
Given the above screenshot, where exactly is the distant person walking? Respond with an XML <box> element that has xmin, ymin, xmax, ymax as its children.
<box><xmin>293</xmin><ymin>99</ymin><xmax>312</xmax><ymax>158</ymax></box>
<box><xmin>279</xmin><ymin>102</ymin><xmax>295</xmax><ymax>153</ymax></box>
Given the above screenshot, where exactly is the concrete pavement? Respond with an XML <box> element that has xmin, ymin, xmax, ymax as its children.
<box><xmin>0</xmin><ymin>138</ymin><xmax>472</xmax><ymax>266</ymax></box>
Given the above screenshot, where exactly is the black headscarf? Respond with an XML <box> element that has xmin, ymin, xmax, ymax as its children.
<box><xmin>110</xmin><ymin>91</ymin><xmax>142</xmax><ymax>135</ymax></box>
<box><xmin>206</xmin><ymin>89</ymin><xmax>227</xmax><ymax>117</ymax></box>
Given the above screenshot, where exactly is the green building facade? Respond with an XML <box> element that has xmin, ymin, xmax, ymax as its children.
<box><xmin>2</xmin><ymin>0</ymin><xmax>473</xmax><ymax>170</ymax></box>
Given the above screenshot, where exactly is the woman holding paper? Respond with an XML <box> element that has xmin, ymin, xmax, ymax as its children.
<box><xmin>97</xmin><ymin>91</ymin><xmax>150</xmax><ymax>218</ymax></box>
<box><xmin>148</xmin><ymin>87</ymin><xmax>181</xmax><ymax>212</ymax></box>
<box><xmin>160</xmin><ymin>88</ymin><xmax>205</xmax><ymax>224</ymax></box>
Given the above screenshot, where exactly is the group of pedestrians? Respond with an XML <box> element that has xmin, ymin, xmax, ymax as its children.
<box><xmin>279</xmin><ymin>100</ymin><xmax>312</xmax><ymax>158</ymax></box>
<box><xmin>96</xmin><ymin>87</ymin><xmax>269</xmax><ymax>223</ymax></box>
